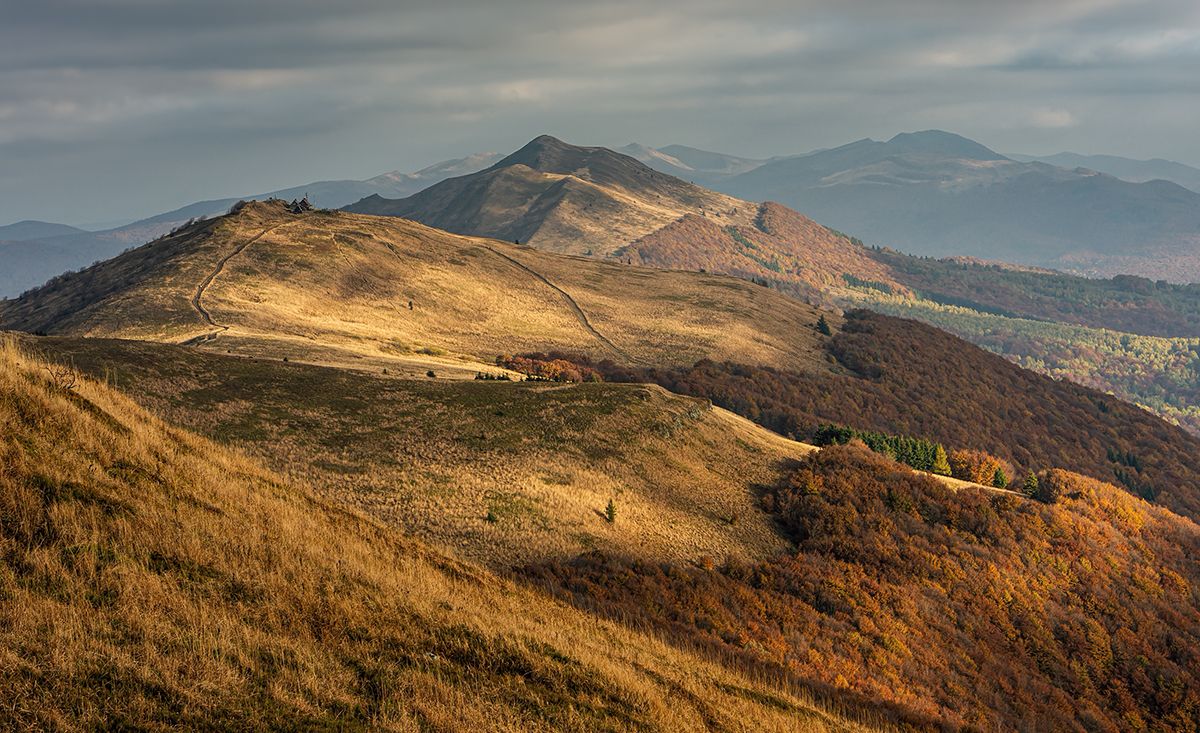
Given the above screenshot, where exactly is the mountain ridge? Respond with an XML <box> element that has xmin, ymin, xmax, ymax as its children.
<box><xmin>344</xmin><ymin>135</ymin><xmax>757</xmax><ymax>256</ymax></box>
<box><xmin>0</xmin><ymin>152</ymin><xmax>503</xmax><ymax>299</ymax></box>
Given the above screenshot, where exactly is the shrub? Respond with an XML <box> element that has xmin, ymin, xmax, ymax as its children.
<box><xmin>497</xmin><ymin>354</ymin><xmax>603</xmax><ymax>383</ymax></box>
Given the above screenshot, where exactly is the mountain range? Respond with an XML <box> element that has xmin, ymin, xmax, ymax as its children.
<box><xmin>708</xmin><ymin>131</ymin><xmax>1200</xmax><ymax>280</ymax></box>
<box><xmin>7</xmin><ymin>127</ymin><xmax>1200</xmax><ymax>728</ymax></box>
<box><xmin>10</xmin><ymin>129</ymin><xmax>1200</xmax><ymax>302</ymax></box>
<box><xmin>333</xmin><ymin>136</ymin><xmax>1200</xmax><ymax>436</ymax></box>
<box><xmin>6</xmin><ymin>182</ymin><xmax>1200</xmax><ymax>728</ymax></box>
<box><xmin>1010</xmin><ymin>151</ymin><xmax>1200</xmax><ymax>193</ymax></box>
<box><xmin>346</xmin><ymin>135</ymin><xmax>758</xmax><ymax>256</ymax></box>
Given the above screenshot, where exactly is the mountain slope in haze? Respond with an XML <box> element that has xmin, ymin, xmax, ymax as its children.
<box><xmin>0</xmin><ymin>339</ymin><xmax>859</xmax><ymax>732</ymax></box>
<box><xmin>1011</xmin><ymin>151</ymin><xmax>1200</xmax><ymax>193</ymax></box>
<box><xmin>0</xmin><ymin>200</ymin><xmax>831</xmax><ymax>375</ymax></box>
<box><xmin>0</xmin><ymin>220</ymin><xmax>86</xmax><ymax>241</ymax></box>
<box><xmin>618</xmin><ymin>143</ymin><xmax>768</xmax><ymax>185</ymax></box>
<box><xmin>0</xmin><ymin>153</ymin><xmax>502</xmax><ymax>299</ymax></box>
<box><xmin>345</xmin><ymin>135</ymin><xmax>758</xmax><ymax>256</ymax></box>
<box><xmin>719</xmin><ymin>130</ymin><xmax>1200</xmax><ymax>280</ymax></box>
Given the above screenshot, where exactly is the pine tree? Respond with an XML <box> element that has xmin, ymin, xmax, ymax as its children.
<box><xmin>993</xmin><ymin>466</ymin><xmax>1010</xmax><ymax>488</ymax></box>
<box><xmin>816</xmin><ymin>315</ymin><xmax>832</xmax><ymax>336</ymax></box>
<box><xmin>604</xmin><ymin>498</ymin><xmax>617</xmax><ymax>524</ymax></box>
<box><xmin>931</xmin><ymin>445</ymin><xmax>951</xmax><ymax>476</ymax></box>
<box><xmin>1022</xmin><ymin>471</ymin><xmax>1040</xmax><ymax>498</ymax></box>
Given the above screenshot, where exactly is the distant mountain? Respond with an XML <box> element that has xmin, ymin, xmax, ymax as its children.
<box><xmin>617</xmin><ymin>143</ymin><xmax>767</xmax><ymax>185</ymax></box>
<box><xmin>0</xmin><ymin>220</ymin><xmax>86</xmax><ymax>241</ymax></box>
<box><xmin>1009</xmin><ymin>152</ymin><xmax>1200</xmax><ymax>193</ymax></box>
<box><xmin>717</xmin><ymin>130</ymin><xmax>1200</xmax><ymax>281</ymax></box>
<box><xmin>0</xmin><ymin>153</ymin><xmax>502</xmax><ymax>298</ymax></box>
<box><xmin>346</xmin><ymin>135</ymin><xmax>758</xmax><ymax>256</ymax></box>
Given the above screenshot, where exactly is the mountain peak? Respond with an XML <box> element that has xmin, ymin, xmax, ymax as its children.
<box><xmin>491</xmin><ymin>134</ymin><xmax>605</xmax><ymax>173</ymax></box>
<box><xmin>886</xmin><ymin>130</ymin><xmax>1007</xmax><ymax>161</ymax></box>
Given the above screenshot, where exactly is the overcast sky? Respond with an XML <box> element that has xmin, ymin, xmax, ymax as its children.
<box><xmin>3</xmin><ymin>0</ymin><xmax>1199</xmax><ymax>226</ymax></box>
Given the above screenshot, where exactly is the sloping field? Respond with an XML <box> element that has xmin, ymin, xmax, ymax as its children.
<box><xmin>0</xmin><ymin>337</ymin><xmax>873</xmax><ymax>732</ymax></box>
<box><xmin>0</xmin><ymin>201</ymin><xmax>832</xmax><ymax>375</ymax></box>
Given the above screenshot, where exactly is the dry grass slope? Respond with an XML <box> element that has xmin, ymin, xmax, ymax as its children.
<box><xmin>0</xmin><ymin>337</ymin><xmax>876</xmax><ymax>732</ymax></box>
<box><xmin>345</xmin><ymin>135</ymin><xmax>757</xmax><ymax>257</ymax></box>
<box><xmin>31</xmin><ymin>336</ymin><xmax>806</xmax><ymax>570</ymax></box>
<box><xmin>0</xmin><ymin>202</ymin><xmax>833</xmax><ymax>376</ymax></box>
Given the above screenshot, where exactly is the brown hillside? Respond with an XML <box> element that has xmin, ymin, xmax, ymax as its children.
<box><xmin>0</xmin><ymin>337</ymin><xmax>872</xmax><ymax>732</ymax></box>
<box><xmin>527</xmin><ymin>444</ymin><xmax>1200</xmax><ymax>731</ymax></box>
<box><xmin>588</xmin><ymin>309</ymin><xmax>1200</xmax><ymax>521</ymax></box>
<box><xmin>0</xmin><ymin>200</ymin><xmax>831</xmax><ymax>375</ymax></box>
<box><xmin>619</xmin><ymin>202</ymin><xmax>904</xmax><ymax>301</ymax></box>
<box><xmin>344</xmin><ymin>135</ymin><xmax>757</xmax><ymax>256</ymax></box>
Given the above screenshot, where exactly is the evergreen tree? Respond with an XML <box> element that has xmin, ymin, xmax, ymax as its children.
<box><xmin>1022</xmin><ymin>471</ymin><xmax>1040</xmax><ymax>498</ymax></box>
<box><xmin>816</xmin><ymin>315</ymin><xmax>833</xmax><ymax>336</ymax></box>
<box><xmin>931</xmin><ymin>445</ymin><xmax>952</xmax><ymax>476</ymax></box>
<box><xmin>993</xmin><ymin>466</ymin><xmax>1010</xmax><ymax>488</ymax></box>
<box><xmin>604</xmin><ymin>498</ymin><xmax>617</xmax><ymax>524</ymax></box>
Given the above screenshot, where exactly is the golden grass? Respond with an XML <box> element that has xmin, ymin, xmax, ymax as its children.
<box><xmin>0</xmin><ymin>202</ymin><xmax>831</xmax><ymax>376</ymax></box>
<box><xmin>30</xmin><ymin>337</ymin><xmax>804</xmax><ymax>570</ymax></box>
<box><xmin>0</xmin><ymin>337</ymin><xmax>880</xmax><ymax>731</ymax></box>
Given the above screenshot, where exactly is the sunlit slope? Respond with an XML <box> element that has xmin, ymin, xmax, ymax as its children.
<box><xmin>345</xmin><ymin>134</ymin><xmax>757</xmax><ymax>257</ymax></box>
<box><xmin>33</xmin><ymin>336</ymin><xmax>806</xmax><ymax>569</ymax></box>
<box><xmin>0</xmin><ymin>201</ymin><xmax>831</xmax><ymax>373</ymax></box>
<box><xmin>0</xmin><ymin>338</ymin><xmax>870</xmax><ymax>732</ymax></box>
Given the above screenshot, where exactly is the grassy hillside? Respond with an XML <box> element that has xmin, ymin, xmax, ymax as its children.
<box><xmin>30</xmin><ymin>336</ymin><xmax>805</xmax><ymax>570</ymax></box>
<box><xmin>345</xmin><ymin>135</ymin><xmax>756</xmax><ymax>257</ymax></box>
<box><xmin>0</xmin><ymin>337</ymin><xmax>877</xmax><ymax>732</ymax></box>
<box><xmin>0</xmin><ymin>201</ymin><xmax>831</xmax><ymax>375</ymax></box>
<box><xmin>527</xmin><ymin>443</ymin><xmax>1200</xmax><ymax>731</ymax></box>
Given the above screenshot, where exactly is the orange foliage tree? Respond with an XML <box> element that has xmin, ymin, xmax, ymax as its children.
<box><xmin>948</xmin><ymin>448</ymin><xmax>1011</xmax><ymax>486</ymax></box>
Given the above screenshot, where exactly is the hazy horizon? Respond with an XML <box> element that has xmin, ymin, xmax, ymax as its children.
<box><xmin>4</xmin><ymin>0</ymin><xmax>1200</xmax><ymax>226</ymax></box>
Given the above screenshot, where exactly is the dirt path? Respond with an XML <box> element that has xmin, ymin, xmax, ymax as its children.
<box><xmin>183</xmin><ymin>224</ymin><xmax>284</xmax><ymax>344</ymax></box>
<box><xmin>482</xmin><ymin>244</ymin><xmax>641</xmax><ymax>364</ymax></box>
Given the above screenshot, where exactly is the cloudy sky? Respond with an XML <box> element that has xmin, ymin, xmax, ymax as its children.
<box><xmin>3</xmin><ymin>0</ymin><xmax>1199</xmax><ymax>226</ymax></box>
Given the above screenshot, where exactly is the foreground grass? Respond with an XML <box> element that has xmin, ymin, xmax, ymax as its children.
<box><xmin>0</xmin><ymin>337</ymin><xmax>872</xmax><ymax>731</ymax></box>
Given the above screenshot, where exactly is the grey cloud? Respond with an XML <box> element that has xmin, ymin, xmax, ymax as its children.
<box><xmin>1</xmin><ymin>0</ymin><xmax>1199</xmax><ymax>225</ymax></box>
